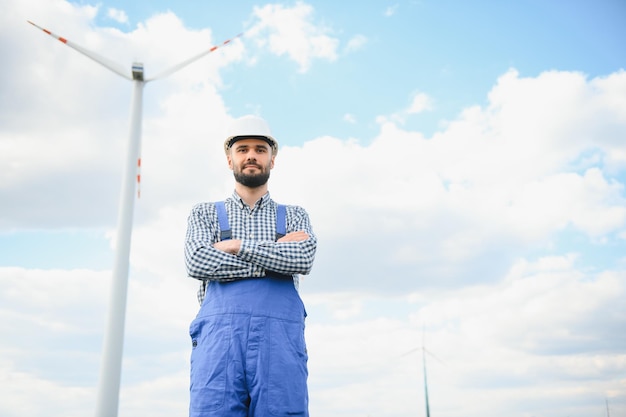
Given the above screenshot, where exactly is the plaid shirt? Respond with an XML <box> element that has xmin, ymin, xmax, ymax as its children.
<box><xmin>185</xmin><ymin>191</ymin><xmax>317</xmax><ymax>304</ymax></box>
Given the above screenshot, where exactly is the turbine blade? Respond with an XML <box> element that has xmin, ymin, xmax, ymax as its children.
<box><xmin>399</xmin><ymin>347</ymin><xmax>421</xmax><ymax>358</ymax></box>
<box><xmin>28</xmin><ymin>20</ymin><xmax>132</xmax><ymax>80</ymax></box>
<box><xmin>146</xmin><ymin>33</ymin><xmax>242</xmax><ymax>81</ymax></box>
<box><xmin>424</xmin><ymin>347</ymin><xmax>446</xmax><ymax>366</ymax></box>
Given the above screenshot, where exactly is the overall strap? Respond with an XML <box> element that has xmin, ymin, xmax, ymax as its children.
<box><xmin>215</xmin><ymin>201</ymin><xmax>232</xmax><ymax>241</ymax></box>
<box><xmin>275</xmin><ymin>204</ymin><xmax>286</xmax><ymax>240</ymax></box>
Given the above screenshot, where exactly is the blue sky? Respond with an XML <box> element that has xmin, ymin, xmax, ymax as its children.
<box><xmin>1</xmin><ymin>0</ymin><xmax>625</xmax><ymax>416</ymax></box>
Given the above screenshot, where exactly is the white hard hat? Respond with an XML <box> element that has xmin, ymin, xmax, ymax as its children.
<box><xmin>223</xmin><ymin>115</ymin><xmax>278</xmax><ymax>154</ymax></box>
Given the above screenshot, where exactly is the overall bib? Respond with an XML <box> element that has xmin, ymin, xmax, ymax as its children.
<box><xmin>189</xmin><ymin>273</ymin><xmax>309</xmax><ymax>417</ymax></box>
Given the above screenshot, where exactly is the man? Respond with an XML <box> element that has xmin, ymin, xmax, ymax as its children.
<box><xmin>184</xmin><ymin>114</ymin><xmax>317</xmax><ymax>417</ymax></box>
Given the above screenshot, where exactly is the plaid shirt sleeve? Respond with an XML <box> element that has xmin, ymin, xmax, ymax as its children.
<box><xmin>238</xmin><ymin>204</ymin><xmax>317</xmax><ymax>276</ymax></box>
<box><xmin>184</xmin><ymin>202</ymin><xmax>259</xmax><ymax>281</ymax></box>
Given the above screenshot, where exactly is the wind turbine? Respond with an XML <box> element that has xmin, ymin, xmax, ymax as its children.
<box><xmin>401</xmin><ymin>332</ymin><xmax>444</xmax><ymax>417</ymax></box>
<box><xmin>28</xmin><ymin>20</ymin><xmax>240</xmax><ymax>417</ymax></box>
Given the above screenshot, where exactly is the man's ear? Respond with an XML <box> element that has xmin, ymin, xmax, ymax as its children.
<box><xmin>227</xmin><ymin>153</ymin><xmax>234</xmax><ymax>170</ymax></box>
<box><xmin>270</xmin><ymin>154</ymin><xmax>276</xmax><ymax>169</ymax></box>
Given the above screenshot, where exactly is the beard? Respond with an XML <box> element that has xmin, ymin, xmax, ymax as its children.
<box><xmin>233</xmin><ymin>166</ymin><xmax>271</xmax><ymax>188</ymax></box>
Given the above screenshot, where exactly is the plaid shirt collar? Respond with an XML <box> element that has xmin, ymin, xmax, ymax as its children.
<box><xmin>230</xmin><ymin>190</ymin><xmax>272</xmax><ymax>211</ymax></box>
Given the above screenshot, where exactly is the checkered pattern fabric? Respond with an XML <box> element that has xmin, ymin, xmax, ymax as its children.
<box><xmin>185</xmin><ymin>191</ymin><xmax>317</xmax><ymax>304</ymax></box>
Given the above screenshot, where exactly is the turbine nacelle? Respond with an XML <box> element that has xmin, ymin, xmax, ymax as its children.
<box><xmin>131</xmin><ymin>63</ymin><xmax>144</xmax><ymax>81</ymax></box>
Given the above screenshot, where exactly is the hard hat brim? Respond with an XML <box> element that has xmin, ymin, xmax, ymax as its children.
<box><xmin>224</xmin><ymin>135</ymin><xmax>278</xmax><ymax>153</ymax></box>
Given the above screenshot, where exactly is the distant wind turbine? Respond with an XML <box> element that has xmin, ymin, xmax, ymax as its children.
<box><xmin>28</xmin><ymin>20</ymin><xmax>241</xmax><ymax>417</ymax></box>
<box><xmin>401</xmin><ymin>333</ymin><xmax>444</xmax><ymax>417</ymax></box>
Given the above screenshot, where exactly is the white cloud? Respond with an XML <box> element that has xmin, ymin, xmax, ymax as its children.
<box><xmin>247</xmin><ymin>2</ymin><xmax>339</xmax><ymax>72</ymax></box>
<box><xmin>505</xmin><ymin>168</ymin><xmax>626</xmax><ymax>238</ymax></box>
<box><xmin>269</xmin><ymin>69</ymin><xmax>626</xmax><ymax>296</ymax></box>
<box><xmin>344</xmin><ymin>34</ymin><xmax>367</xmax><ymax>53</ymax></box>
<box><xmin>384</xmin><ymin>4</ymin><xmax>399</xmax><ymax>17</ymax></box>
<box><xmin>407</xmin><ymin>91</ymin><xmax>433</xmax><ymax>114</ymax></box>
<box><xmin>378</xmin><ymin>91</ymin><xmax>433</xmax><ymax>125</ymax></box>
<box><xmin>343</xmin><ymin>113</ymin><xmax>356</xmax><ymax>124</ymax></box>
<box><xmin>107</xmin><ymin>8</ymin><xmax>128</xmax><ymax>24</ymax></box>
<box><xmin>304</xmin><ymin>257</ymin><xmax>626</xmax><ymax>415</ymax></box>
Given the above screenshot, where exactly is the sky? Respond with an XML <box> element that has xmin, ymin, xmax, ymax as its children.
<box><xmin>1</xmin><ymin>0</ymin><xmax>625</xmax><ymax>416</ymax></box>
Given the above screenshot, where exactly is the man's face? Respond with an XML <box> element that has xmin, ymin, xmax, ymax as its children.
<box><xmin>227</xmin><ymin>138</ymin><xmax>275</xmax><ymax>188</ymax></box>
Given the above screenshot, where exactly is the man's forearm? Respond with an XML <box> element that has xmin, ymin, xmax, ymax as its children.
<box><xmin>185</xmin><ymin>242</ymin><xmax>260</xmax><ymax>280</ymax></box>
<box><xmin>213</xmin><ymin>239</ymin><xmax>242</xmax><ymax>255</ymax></box>
<box><xmin>238</xmin><ymin>237</ymin><xmax>317</xmax><ymax>276</ymax></box>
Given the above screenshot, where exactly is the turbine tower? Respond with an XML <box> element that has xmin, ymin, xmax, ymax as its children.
<box><xmin>28</xmin><ymin>20</ymin><xmax>240</xmax><ymax>417</ymax></box>
<box><xmin>423</xmin><ymin>347</ymin><xmax>431</xmax><ymax>417</ymax></box>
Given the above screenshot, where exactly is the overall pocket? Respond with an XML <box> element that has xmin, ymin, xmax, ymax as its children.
<box><xmin>189</xmin><ymin>314</ymin><xmax>232</xmax><ymax>412</ymax></box>
<box><xmin>267</xmin><ymin>318</ymin><xmax>309</xmax><ymax>416</ymax></box>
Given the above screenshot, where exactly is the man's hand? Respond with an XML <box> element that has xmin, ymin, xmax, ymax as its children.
<box><xmin>213</xmin><ymin>232</ymin><xmax>308</xmax><ymax>255</ymax></box>
<box><xmin>213</xmin><ymin>239</ymin><xmax>242</xmax><ymax>255</ymax></box>
<box><xmin>277</xmin><ymin>231</ymin><xmax>310</xmax><ymax>242</ymax></box>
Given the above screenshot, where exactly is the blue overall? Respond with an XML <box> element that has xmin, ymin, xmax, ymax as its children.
<box><xmin>189</xmin><ymin>203</ymin><xmax>309</xmax><ymax>417</ymax></box>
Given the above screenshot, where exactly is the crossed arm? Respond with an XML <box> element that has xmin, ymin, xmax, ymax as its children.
<box><xmin>185</xmin><ymin>203</ymin><xmax>317</xmax><ymax>281</ymax></box>
<box><xmin>214</xmin><ymin>230</ymin><xmax>310</xmax><ymax>254</ymax></box>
